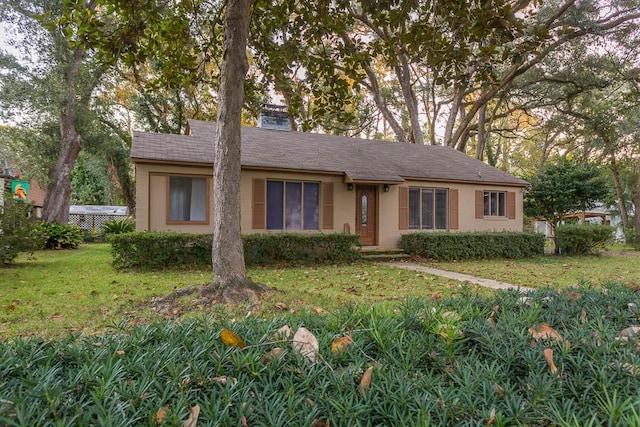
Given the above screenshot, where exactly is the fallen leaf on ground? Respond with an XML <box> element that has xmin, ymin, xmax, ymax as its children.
<box><xmin>274</xmin><ymin>302</ymin><xmax>287</xmax><ymax>310</ymax></box>
<box><xmin>220</xmin><ymin>328</ymin><xmax>245</xmax><ymax>348</ymax></box>
<box><xmin>212</xmin><ymin>376</ymin><xmax>237</xmax><ymax>387</ymax></box>
<box><xmin>359</xmin><ymin>366</ymin><xmax>374</xmax><ymax>395</ymax></box>
<box><xmin>487</xmin><ymin>407</ymin><xmax>496</xmax><ymax>426</ymax></box>
<box><xmin>182</xmin><ymin>405</ymin><xmax>200</xmax><ymax>427</ymax></box>
<box><xmin>528</xmin><ymin>323</ymin><xmax>563</xmax><ymax>343</ymax></box>
<box><xmin>156</xmin><ymin>406</ymin><xmax>168</xmax><ymax>425</ymax></box>
<box><xmin>276</xmin><ymin>325</ymin><xmax>293</xmax><ymax>338</ymax></box>
<box><xmin>116</xmin><ymin>350</ymin><xmax>125</xmax><ymax>356</ymax></box>
<box><xmin>331</xmin><ymin>336</ymin><xmax>352</xmax><ymax>354</ymax></box>
<box><xmin>293</xmin><ymin>327</ymin><xmax>319</xmax><ymax>363</ymax></box>
<box><xmin>261</xmin><ymin>347</ymin><xmax>285</xmax><ymax>364</ymax></box>
<box><xmin>543</xmin><ymin>348</ymin><xmax>558</xmax><ymax>374</ymax></box>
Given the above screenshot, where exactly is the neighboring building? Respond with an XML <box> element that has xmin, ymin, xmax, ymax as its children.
<box><xmin>0</xmin><ymin>159</ymin><xmax>46</xmax><ymax>218</ymax></box>
<box><xmin>131</xmin><ymin>119</ymin><xmax>529</xmax><ymax>248</ymax></box>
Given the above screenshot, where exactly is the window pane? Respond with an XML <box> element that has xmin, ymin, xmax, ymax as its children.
<box><xmin>285</xmin><ymin>182</ymin><xmax>302</xmax><ymax>229</ymax></box>
<box><xmin>498</xmin><ymin>192</ymin><xmax>506</xmax><ymax>216</ymax></box>
<box><xmin>189</xmin><ymin>178</ymin><xmax>206</xmax><ymax>221</ymax></box>
<box><xmin>409</xmin><ymin>188</ymin><xmax>420</xmax><ymax>229</ymax></box>
<box><xmin>303</xmin><ymin>183</ymin><xmax>319</xmax><ymax>230</ymax></box>
<box><xmin>361</xmin><ymin>194</ymin><xmax>368</xmax><ymax>226</ymax></box>
<box><xmin>169</xmin><ymin>177</ymin><xmax>192</xmax><ymax>221</ymax></box>
<box><xmin>435</xmin><ymin>189</ymin><xmax>448</xmax><ymax>229</ymax></box>
<box><xmin>422</xmin><ymin>188</ymin><xmax>434</xmax><ymax>230</ymax></box>
<box><xmin>490</xmin><ymin>192</ymin><xmax>498</xmax><ymax>216</ymax></box>
<box><xmin>266</xmin><ymin>181</ymin><xmax>283</xmax><ymax>230</ymax></box>
<box><xmin>483</xmin><ymin>192</ymin><xmax>490</xmax><ymax>216</ymax></box>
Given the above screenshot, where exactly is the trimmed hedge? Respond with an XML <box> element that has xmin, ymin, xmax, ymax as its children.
<box><xmin>399</xmin><ymin>231</ymin><xmax>544</xmax><ymax>261</ymax></box>
<box><xmin>110</xmin><ymin>232</ymin><xmax>361</xmax><ymax>269</ymax></box>
<box><xmin>555</xmin><ymin>223</ymin><xmax>615</xmax><ymax>255</ymax></box>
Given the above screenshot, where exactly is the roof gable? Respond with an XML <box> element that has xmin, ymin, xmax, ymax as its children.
<box><xmin>131</xmin><ymin>119</ymin><xmax>528</xmax><ymax>187</ymax></box>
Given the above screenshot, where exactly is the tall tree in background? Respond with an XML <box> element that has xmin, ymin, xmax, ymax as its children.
<box><xmin>0</xmin><ymin>0</ymin><xmax>109</xmax><ymax>222</ymax></box>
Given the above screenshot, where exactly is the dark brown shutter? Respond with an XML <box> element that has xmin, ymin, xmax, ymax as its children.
<box><xmin>322</xmin><ymin>182</ymin><xmax>334</xmax><ymax>229</ymax></box>
<box><xmin>475</xmin><ymin>190</ymin><xmax>484</xmax><ymax>219</ymax></box>
<box><xmin>252</xmin><ymin>178</ymin><xmax>266</xmax><ymax>229</ymax></box>
<box><xmin>399</xmin><ymin>186</ymin><xmax>409</xmax><ymax>230</ymax></box>
<box><xmin>449</xmin><ymin>189</ymin><xmax>459</xmax><ymax>230</ymax></box>
<box><xmin>507</xmin><ymin>191</ymin><xmax>516</xmax><ymax>219</ymax></box>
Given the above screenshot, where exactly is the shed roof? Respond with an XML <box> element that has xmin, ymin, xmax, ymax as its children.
<box><xmin>131</xmin><ymin>119</ymin><xmax>528</xmax><ymax>187</ymax></box>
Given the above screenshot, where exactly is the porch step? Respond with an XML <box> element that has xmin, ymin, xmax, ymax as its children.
<box><xmin>360</xmin><ymin>248</ymin><xmax>411</xmax><ymax>262</ymax></box>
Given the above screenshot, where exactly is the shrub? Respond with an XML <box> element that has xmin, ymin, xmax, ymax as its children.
<box><xmin>101</xmin><ymin>217</ymin><xmax>135</xmax><ymax>236</ymax></box>
<box><xmin>555</xmin><ymin>223</ymin><xmax>615</xmax><ymax>255</ymax></box>
<box><xmin>110</xmin><ymin>232</ymin><xmax>361</xmax><ymax>270</ymax></box>
<box><xmin>0</xmin><ymin>196</ymin><xmax>40</xmax><ymax>265</ymax></box>
<box><xmin>399</xmin><ymin>231</ymin><xmax>544</xmax><ymax>261</ymax></box>
<box><xmin>36</xmin><ymin>221</ymin><xmax>83</xmax><ymax>249</ymax></box>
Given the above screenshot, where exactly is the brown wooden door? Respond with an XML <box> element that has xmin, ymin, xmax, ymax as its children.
<box><xmin>356</xmin><ymin>185</ymin><xmax>377</xmax><ymax>246</ymax></box>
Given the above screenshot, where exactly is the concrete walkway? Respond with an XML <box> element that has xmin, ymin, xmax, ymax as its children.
<box><xmin>383</xmin><ymin>262</ymin><xmax>535</xmax><ymax>292</ymax></box>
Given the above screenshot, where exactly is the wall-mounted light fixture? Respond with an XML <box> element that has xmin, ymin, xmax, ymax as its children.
<box><xmin>347</xmin><ymin>183</ymin><xmax>354</xmax><ymax>191</ymax></box>
<box><xmin>383</xmin><ymin>184</ymin><xmax>390</xmax><ymax>192</ymax></box>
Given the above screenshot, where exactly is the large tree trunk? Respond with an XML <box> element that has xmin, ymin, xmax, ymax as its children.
<box><xmin>209</xmin><ymin>0</ymin><xmax>269</xmax><ymax>302</ymax></box>
<box><xmin>633</xmin><ymin>161</ymin><xmax>640</xmax><ymax>244</ymax></box>
<box><xmin>609</xmin><ymin>155</ymin><xmax>630</xmax><ymax>230</ymax></box>
<box><xmin>42</xmin><ymin>47</ymin><xmax>86</xmax><ymax>224</ymax></box>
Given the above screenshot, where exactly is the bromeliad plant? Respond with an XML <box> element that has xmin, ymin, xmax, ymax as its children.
<box><xmin>1</xmin><ymin>284</ymin><xmax>640</xmax><ymax>425</ymax></box>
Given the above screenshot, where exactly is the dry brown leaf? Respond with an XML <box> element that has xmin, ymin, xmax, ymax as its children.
<box><xmin>618</xmin><ymin>325</ymin><xmax>640</xmax><ymax>342</ymax></box>
<box><xmin>261</xmin><ymin>347</ymin><xmax>285</xmax><ymax>364</ymax></box>
<box><xmin>212</xmin><ymin>376</ymin><xmax>237</xmax><ymax>387</ymax></box>
<box><xmin>241</xmin><ymin>415</ymin><xmax>248</xmax><ymax>427</ymax></box>
<box><xmin>311</xmin><ymin>421</ymin><xmax>330</xmax><ymax>427</ymax></box>
<box><xmin>487</xmin><ymin>407</ymin><xmax>496</xmax><ymax>426</ymax></box>
<box><xmin>528</xmin><ymin>323</ymin><xmax>563</xmax><ymax>343</ymax></box>
<box><xmin>156</xmin><ymin>406</ymin><xmax>168</xmax><ymax>425</ymax></box>
<box><xmin>543</xmin><ymin>348</ymin><xmax>558</xmax><ymax>374</ymax></box>
<box><xmin>313</xmin><ymin>307</ymin><xmax>324</xmax><ymax>314</ymax></box>
<box><xmin>116</xmin><ymin>350</ymin><xmax>125</xmax><ymax>356</ymax></box>
<box><xmin>182</xmin><ymin>405</ymin><xmax>200</xmax><ymax>427</ymax></box>
<box><xmin>220</xmin><ymin>328</ymin><xmax>245</xmax><ymax>349</ymax></box>
<box><xmin>619</xmin><ymin>363</ymin><xmax>640</xmax><ymax>375</ymax></box>
<box><xmin>359</xmin><ymin>366</ymin><xmax>374</xmax><ymax>395</ymax></box>
<box><xmin>493</xmin><ymin>385</ymin><xmax>505</xmax><ymax>398</ymax></box>
<box><xmin>293</xmin><ymin>327</ymin><xmax>319</xmax><ymax>363</ymax></box>
<box><xmin>274</xmin><ymin>302</ymin><xmax>288</xmax><ymax>310</ymax></box>
<box><xmin>276</xmin><ymin>325</ymin><xmax>293</xmax><ymax>338</ymax></box>
<box><xmin>331</xmin><ymin>336</ymin><xmax>352</xmax><ymax>354</ymax></box>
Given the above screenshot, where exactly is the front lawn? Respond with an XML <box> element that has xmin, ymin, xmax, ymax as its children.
<box><xmin>428</xmin><ymin>251</ymin><xmax>640</xmax><ymax>288</ymax></box>
<box><xmin>0</xmin><ymin>244</ymin><xmax>475</xmax><ymax>338</ymax></box>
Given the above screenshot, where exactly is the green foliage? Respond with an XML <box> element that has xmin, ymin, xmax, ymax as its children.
<box><xmin>2</xmin><ymin>286</ymin><xmax>640</xmax><ymax>425</ymax></box>
<box><xmin>524</xmin><ymin>157</ymin><xmax>611</xmax><ymax>228</ymax></box>
<box><xmin>101</xmin><ymin>217</ymin><xmax>135</xmax><ymax>236</ymax></box>
<box><xmin>400</xmin><ymin>232</ymin><xmax>544</xmax><ymax>261</ymax></box>
<box><xmin>0</xmin><ymin>197</ymin><xmax>40</xmax><ymax>265</ymax></box>
<box><xmin>35</xmin><ymin>221</ymin><xmax>83</xmax><ymax>249</ymax></box>
<box><xmin>110</xmin><ymin>232</ymin><xmax>362</xmax><ymax>270</ymax></box>
<box><xmin>555</xmin><ymin>223</ymin><xmax>615</xmax><ymax>255</ymax></box>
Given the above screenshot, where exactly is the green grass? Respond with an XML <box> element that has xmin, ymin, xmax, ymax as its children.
<box><xmin>1</xmin><ymin>244</ymin><xmax>478</xmax><ymax>338</ymax></box>
<box><xmin>427</xmin><ymin>251</ymin><xmax>640</xmax><ymax>288</ymax></box>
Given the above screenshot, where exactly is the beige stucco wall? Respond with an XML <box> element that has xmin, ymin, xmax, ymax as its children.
<box><xmin>136</xmin><ymin>162</ymin><xmax>525</xmax><ymax>248</ymax></box>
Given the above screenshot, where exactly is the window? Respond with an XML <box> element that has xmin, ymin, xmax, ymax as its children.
<box><xmin>408</xmin><ymin>187</ymin><xmax>448</xmax><ymax>230</ymax></box>
<box><xmin>483</xmin><ymin>191</ymin><xmax>506</xmax><ymax>217</ymax></box>
<box><xmin>168</xmin><ymin>176</ymin><xmax>208</xmax><ymax>223</ymax></box>
<box><xmin>266</xmin><ymin>180</ymin><xmax>319</xmax><ymax>230</ymax></box>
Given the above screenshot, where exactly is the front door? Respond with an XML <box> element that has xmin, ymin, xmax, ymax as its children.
<box><xmin>356</xmin><ymin>185</ymin><xmax>377</xmax><ymax>246</ymax></box>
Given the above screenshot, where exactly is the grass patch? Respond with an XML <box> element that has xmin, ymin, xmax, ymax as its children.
<box><xmin>427</xmin><ymin>251</ymin><xmax>640</xmax><ymax>288</ymax></box>
<box><xmin>0</xmin><ymin>244</ymin><xmax>478</xmax><ymax>338</ymax></box>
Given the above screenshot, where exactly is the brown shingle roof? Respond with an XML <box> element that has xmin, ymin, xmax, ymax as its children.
<box><xmin>131</xmin><ymin>119</ymin><xmax>528</xmax><ymax>186</ymax></box>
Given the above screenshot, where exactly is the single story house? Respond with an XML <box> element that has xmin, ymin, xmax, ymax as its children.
<box><xmin>131</xmin><ymin>119</ymin><xmax>528</xmax><ymax>248</ymax></box>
